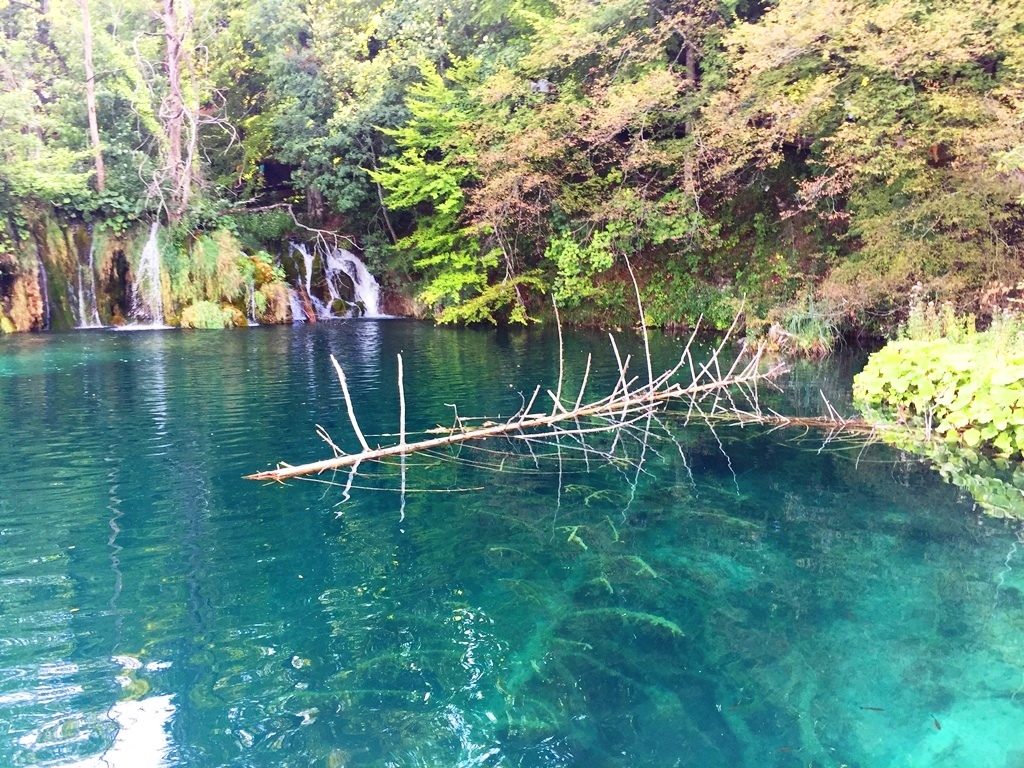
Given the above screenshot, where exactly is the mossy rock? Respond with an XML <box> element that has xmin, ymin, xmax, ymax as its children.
<box><xmin>251</xmin><ymin>256</ymin><xmax>278</xmax><ymax>286</ymax></box>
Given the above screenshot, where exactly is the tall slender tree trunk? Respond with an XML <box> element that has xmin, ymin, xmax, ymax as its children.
<box><xmin>161</xmin><ymin>0</ymin><xmax>189</xmax><ymax>222</ymax></box>
<box><xmin>683</xmin><ymin>43</ymin><xmax>698</xmax><ymax>200</ymax></box>
<box><xmin>79</xmin><ymin>0</ymin><xmax>105</xmax><ymax>192</ymax></box>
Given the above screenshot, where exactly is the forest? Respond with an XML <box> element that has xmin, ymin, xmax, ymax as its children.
<box><xmin>1</xmin><ymin>0</ymin><xmax>1022</xmax><ymax>338</ymax></box>
<box><xmin>4</xmin><ymin>3</ymin><xmax>1024</xmax><ymax>764</ymax></box>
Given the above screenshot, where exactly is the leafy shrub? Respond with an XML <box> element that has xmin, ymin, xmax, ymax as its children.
<box><xmin>854</xmin><ymin>316</ymin><xmax>1024</xmax><ymax>458</ymax></box>
<box><xmin>229</xmin><ymin>210</ymin><xmax>294</xmax><ymax>252</ymax></box>
<box><xmin>901</xmin><ymin>298</ymin><xmax>975</xmax><ymax>342</ymax></box>
<box><xmin>180</xmin><ymin>301</ymin><xmax>241</xmax><ymax>329</ymax></box>
<box><xmin>257</xmin><ymin>282</ymin><xmax>291</xmax><ymax>323</ymax></box>
<box><xmin>545</xmin><ymin>231</ymin><xmax>615</xmax><ymax>307</ymax></box>
<box><xmin>436</xmin><ymin>274</ymin><xmax>545</xmax><ymax>325</ymax></box>
<box><xmin>247</xmin><ymin>250</ymin><xmax>285</xmax><ymax>286</ymax></box>
<box><xmin>634</xmin><ymin>250</ymin><xmax>738</xmax><ymax>330</ymax></box>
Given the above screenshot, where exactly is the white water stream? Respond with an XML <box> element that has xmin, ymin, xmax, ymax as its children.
<box><xmin>119</xmin><ymin>222</ymin><xmax>169</xmax><ymax>330</ymax></box>
<box><xmin>328</xmin><ymin>247</ymin><xmax>383</xmax><ymax>317</ymax></box>
<box><xmin>288</xmin><ymin>243</ymin><xmax>385</xmax><ymax>321</ymax></box>
<box><xmin>246</xmin><ymin>282</ymin><xmax>258</xmax><ymax>326</ymax></box>
<box><xmin>75</xmin><ymin>235</ymin><xmax>103</xmax><ymax>328</ymax></box>
<box><xmin>37</xmin><ymin>255</ymin><xmax>51</xmax><ymax>330</ymax></box>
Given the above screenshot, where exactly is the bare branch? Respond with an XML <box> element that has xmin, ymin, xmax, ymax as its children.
<box><xmin>330</xmin><ymin>355</ymin><xmax>371</xmax><ymax>453</ymax></box>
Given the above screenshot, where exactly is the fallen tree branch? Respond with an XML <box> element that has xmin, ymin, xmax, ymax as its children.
<box><xmin>244</xmin><ymin>319</ymin><xmax>787</xmax><ymax>482</ymax></box>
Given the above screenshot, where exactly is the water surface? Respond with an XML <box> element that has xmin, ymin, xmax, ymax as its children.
<box><xmin>0</xmin><ymin>322</ymin><xmax>1022</xmax><ymax>767</ymax></box>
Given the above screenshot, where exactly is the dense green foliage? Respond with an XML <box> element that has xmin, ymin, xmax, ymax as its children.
<box><xmin>179</xmin><ymin>300</ymin><xmax>245</xmax><ymax>328</ymax></box>
<box><xmin>2</xmin><ymin>0</ymin><xmax>1023</xmax><ymax>330</ymax></box>
<box><xmin>854</xmin><ymin>309</ymin><xmax>1024</xmax><ymax>458</ymax></box>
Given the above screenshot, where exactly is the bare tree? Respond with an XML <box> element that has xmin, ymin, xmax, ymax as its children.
<box><xmin>160</xmin><ymin>0</ymin><xmax>192</xmax><ymax>221</ymax></box>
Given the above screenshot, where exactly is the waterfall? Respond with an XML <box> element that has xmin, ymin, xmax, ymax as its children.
<box><xmin>327</xmin><ymin>248</ymin><xmax>383</xmax><ymax>318</ymax></box>
<box><xmin>86</xmin><ymin>236</ymin><xmax>102</xmax><ymax>326</ymax></box>
<box><xmin>299</xmin><ymin>243</ymin><xmax>313</xmax><ymax>296</ymax></box>
<box><xmin>288</xmin><ymin>241</ymin><xmax>387</xmax><ymax>320</ymax></box>
<box><xmin>75</xmin><ymin>233</ymin><xmax>103</xmax><ymax>328</ymax></box>
<box><xmin>130</xmin><ymin>222</ymin><xmax>166</xmax><ymax>327</ymax></box>
<box><xmin>288</xmin><ymin>288</ymin><xmax>306</xmax><ymax>323</ymax></box>
<box><xmin>289</xmin><ymin>242</ymin><xmax>332</xmax><ymax>320</ymax></box>
<box><xmin>37</xmin><ymin>255</ymin><xmax>51</xmax><ymax>330</ymax></box>
<box><xmin>246</xmin><ymin>282</ymin><xmax>258</xmax><ymax>326</ymax></box>
<box><xmin>76</xmin><ymin>266</ymin><xmax>87</xmax><ymax>327</ymax></box>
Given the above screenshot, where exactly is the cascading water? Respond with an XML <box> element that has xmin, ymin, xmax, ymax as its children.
<box><xmin>246</xmin><ymin>282</ymin><xmax>258</xmax><ymax>326</ymax></box>
<box><xmin>75</xmin><ymin>234</ymin><xmax>103</xmax><ymax>328</ymax></box>
<box><xmin>327</xmin><ymin>248</ymin><xmax>383</xmax><ymax>318</ymax></box>
<box><xmin>75</xmin><ymin>267</ymin><xmax>88</xmax><ymax>327</ymax></box>
<box><xmin>130</xmin><ymin>222</ymin><xmax>166</xmax><ymax>327</ymax></box>
<box><xmin>287</xmin><ymin>289</ymin><xmax>306</xmax><ymax>324</ymax></box>
<box><xmin>300</xmin><ymin>244</ymin><xmax>313</xmax><ymax>297</ymax></box>
<box><xmin>289</xmin><ymin>242</ymin><xmax>332</xmax><ymax>320</ymax></box>
<box><xmin>288</xmin><ymin>241</ymin><xmax>387</xmax><ymax>320</ymax></box>
<box><xmin>37</xmin><ymin>255</ymin><xmax>51</xmax><ymax>331</ymax></box>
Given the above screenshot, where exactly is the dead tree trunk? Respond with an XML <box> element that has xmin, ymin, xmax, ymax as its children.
<box><xmin>161</xmin><ymin>0</ymin><xmax>191</xmax><ymax>222</ymax></box>
<box><xmin>79</xmin><ymin>0</ymin><xmax>105</xmax><ymax>192</ymax></box>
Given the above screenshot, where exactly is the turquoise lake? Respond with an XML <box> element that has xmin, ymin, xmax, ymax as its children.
<box><xmin>0</xmin><ymin>322</ymin><xmax>1022</xmax><ymax>767</ymax></box>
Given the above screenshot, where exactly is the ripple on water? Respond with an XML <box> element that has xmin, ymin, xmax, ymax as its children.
<box><xmin>0</xmin><ymin>324</ymin><xmax>1023</xmax><ymax>766</ymax></box>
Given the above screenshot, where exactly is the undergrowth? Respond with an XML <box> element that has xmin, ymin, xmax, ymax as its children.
<box><xmin>854</xmin><ymin>304</ymin><xmax>1024</xmax><ymax>459</ymax></box>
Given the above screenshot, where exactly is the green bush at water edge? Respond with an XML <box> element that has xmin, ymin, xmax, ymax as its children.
<box><xmin>854</xmin><ymin>311</ymin><xmax>1024</xmax><ymax>459</ymax></box>
<box><xmin>179</xmin><ymin>301</ymin><xmax>245</xmax><ymax>329</ymax></box>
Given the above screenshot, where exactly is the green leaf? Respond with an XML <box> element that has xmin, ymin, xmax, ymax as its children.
<box><xmin>962</xmin><ymin>428</ymin><xmax>982</xmax><ymax>447</ymax></box>
<box><xmin>992</xmin><ymin>432</ymin><xmax>1013</xmax><ymax>455</ymax></box>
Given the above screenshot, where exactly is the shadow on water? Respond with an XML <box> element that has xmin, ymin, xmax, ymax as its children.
<box><xmin>0</xmin><ymin>323</ymin><xmax>1022</xmax><ymax>767</ymax></box>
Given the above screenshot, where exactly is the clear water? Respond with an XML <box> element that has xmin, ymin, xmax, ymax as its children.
<box><xmin>0</xmin><ymin>323</ymin><xmax>1022</xmax><ymax>767</ymax></box>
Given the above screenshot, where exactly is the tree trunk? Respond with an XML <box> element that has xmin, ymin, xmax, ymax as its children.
<box><xmin>161</xmin><ymin>0</ymin><xmax>189</xmax><ymax>222</ymax></box>
<box><xmin>684</xmin><ymin>43</ymin><xmax>698</xmax><ymax>86</ymax></box>
<box><xmin>306</xmin><ymin>185</ymin><xmax>324</xmax><ymax>221</ymax></box>
<box><xmin>79</xmin><ymin>0</ymin><xmax>105</xmax><ymax>192</ymax></box>
<box><xmin>682</xmin><ymin>44</ymin><xmax>698</xmax><ymax>199</ymax></box>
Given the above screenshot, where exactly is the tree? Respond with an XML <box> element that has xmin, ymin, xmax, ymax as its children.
<box><xmin>704</xmin><ymin>0</ymin><xmax>1024</xmax><ymax>320</ymax></box>
<box><xmin>79</xmin><ymin>0</ymin><xmax>105</xmax><ymax>191</ymax></box>
<box><xmin>160</xmin><ymin>0</ymin><xmax>192</xmax><ymax>221</ymax></box>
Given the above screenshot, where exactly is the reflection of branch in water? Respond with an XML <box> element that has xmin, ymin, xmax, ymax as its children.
<box><xmin>994</xmin><ymin>537</ymin><xmax>1020</xmax><ymax>611</ymax></box>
